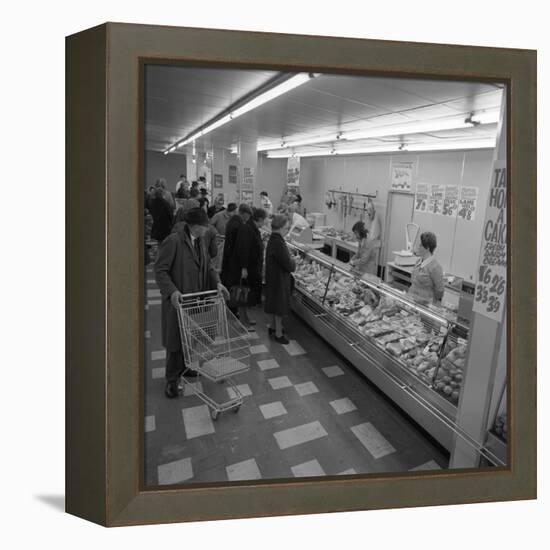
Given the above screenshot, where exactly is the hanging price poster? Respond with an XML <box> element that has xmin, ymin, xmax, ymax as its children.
<box><xmin>457</xmin><ymin>186</ymin><xmax>478</xmax><ymax>221</ymax></box>
<box><xmin>414</xmin><ymin>183</ymin><xmax>429</xmax><ymax>213</ymax></box>
<box><xmin>472</xmin><ymin>161</ymin><xmax>506</xmax><ymax>322</ymax></box>
<box><xmin>428</xmin><ymin>184</ymin><xmax>445</xmax><ymax>215</ymax></box>
<box><xmin>242</xmin><ymin>167</ymin><xmax>254</xmax><ymax>189</ymax></box>
<box><xmin>442</xmin><ymin>185</ymin><xmax>459</xmax><ymax>217</ymax></box>
<box><xmin>228</xmin><ymin>165</ymin><xmax>237</xmax><ymax>184</ymax></box>
<box><xmin>286</xmin><ymin>156</ymin><xmax>300</xmax><ymax>190</ymax></box>
<box><xmin>391</xmin><ymin>162</ymin><xmax>414</xmax><ymax>191</ymax></box>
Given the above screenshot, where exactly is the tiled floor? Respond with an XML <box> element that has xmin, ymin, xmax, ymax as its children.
<box><xmin>144</xmin><ymin>267</ymin><xmax>449</xmax><ymax>486</ymax></box>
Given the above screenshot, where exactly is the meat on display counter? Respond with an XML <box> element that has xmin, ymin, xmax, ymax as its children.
<box><xmin>288</xmin><ymin>242</ymin><xmax>470</xmax><ymax>452</ymax></box>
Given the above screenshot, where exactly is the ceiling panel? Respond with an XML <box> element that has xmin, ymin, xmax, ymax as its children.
<box><xmin>144</xmin><ymin>66</ymin><xmax>503</xmax><ymax>153</ymax></box>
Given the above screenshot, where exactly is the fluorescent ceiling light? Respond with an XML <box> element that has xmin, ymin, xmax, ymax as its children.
<box><xmin>265</xmin><ymin>138</ymin><xmax>495</xmax><ymax>158</ymax></box>
<box><xmin>164</xmin><ymin>73</ymin><xmax>316</xmax><ymax>154</ymax></box>
<box><xmin>259</xmin><ymin>109</ymin><xmax>500</xmax><ymax>152</ymax></box>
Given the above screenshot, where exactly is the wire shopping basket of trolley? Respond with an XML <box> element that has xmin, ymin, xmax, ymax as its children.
<box><xmin>176</xmin><ymin>289</ymin><xmax>251</xmax><ymax>420</ymax></box>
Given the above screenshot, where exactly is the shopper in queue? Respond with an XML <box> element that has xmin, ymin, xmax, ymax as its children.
<box><xmin>259</xmin><ymin>191</ymin><xmax>273</xmax><ymax>216</ymax></box>
<box><xmin>350</xmin><ymin>220</ymin><xmax>377</xmax><ymax>276</ymax></box>
<box><xmin>175</xmin><ymin>174</ymin><xmax>190</xmax><ymax>198</ymax></box>
<box><xmin>264</xmin><ymin>214</ymin><xmax>296</xmax><ymax>344</ymax></box>
<box><xmin>211</xmin><ymin>202</ymin><xmax>237</xmax><ymax>235</ymax></box>
<box><xmin>207</xmin><ymin>193</ymin><xmax>225</xmax><ymax>218</ymax></box>
<box><xmin>220</xmin><ymin>203</ymin><xmax>253</xmax><ymax>289</ymax></box>
<box><xmin>178</xmin><ymin>187</ymin><xmax>200</xmax><ymax>213</ymax></box>
<box><xmin>154</xmin><ymin>207</ymin><xmax>229</xmax><ymax>399</ymax></box>
<box><xmin>226</xmin><ymin>207</ymin><xmax>267</xmax><ymax>329</ymax></box>
<box><xmin>172</xmin><ymin>207</ymin><xmax>218</xmax><ymax>261</ymax></box>
<box><xmin>408</xmin><ymin>231</ymin><xmax>445</xmax><ymax>305</ymax></box>
<box><xmin>198</xmin><ymin>187</ymin><xmax>210</xmax><ymax>212</ymax></box>
<box><xmin>147</xmin><ymin>185</ymin><xmax>174</xmax><ymax>243</ymax></box>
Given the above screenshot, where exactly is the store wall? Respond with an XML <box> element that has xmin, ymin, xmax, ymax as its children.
<box><xmin>300</xmin><ymin>149</ymin><xmax>494</xmax><ymax>281</ymax></box>
<box><xmin>144</xmin><ymin>150</ymin><xmax>187</xmax><ymax>193</ymax></box>
<box><xmin>256</xmin><ymin>156</ymin><xmax>287</xmax><ymax>206</ymax></box>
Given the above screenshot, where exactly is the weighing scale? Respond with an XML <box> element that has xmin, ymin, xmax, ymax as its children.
<box><xmin>393</xmin><ymin>223</ymin><xmax>420</xmax><ymax>266</ymax></box>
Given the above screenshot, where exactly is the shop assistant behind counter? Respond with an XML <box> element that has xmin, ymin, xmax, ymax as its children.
<box><xmin>408</xmin><ymin>231</ymin><xmax>445</xmax><ymax>305</ymax></box>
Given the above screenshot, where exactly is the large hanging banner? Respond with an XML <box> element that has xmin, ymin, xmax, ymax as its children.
<box><xmin>391</xmin><ymin>161</ymin><xmax>414</xmax><ymax>191</ymax></box>
<box><xmin>286</xmin><ymin>156</ymin><xmax>300</xmax><ymax>192</ymax></box>
<box><xmin>414</xmin><ymin>183</ymin><xmax>429</xmax><ymax>213</ymax></box>
<box><xmin>442</xmin><ymin>185</ymin><xmax>459</xmax><ymax>217</ymax></box>
<box><xmin>428</xmin><ymin>184</ymin><xmax>445</xmax><ymax>215</ymax></box>
<box><xmin>472</xmin><ymin>161</ymin><xmax>506</xmax><ymax>322</ymax></box>
<box><xmin>457</xmin><ymin>186</ymin><xmax>478</xmax><ymax>221</ymax></box>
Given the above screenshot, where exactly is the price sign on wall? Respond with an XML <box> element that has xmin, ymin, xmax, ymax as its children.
<box><xmin>473</xmin><ymin>161</ymin><xmax>506</xmax><ymax>322</ymax></box>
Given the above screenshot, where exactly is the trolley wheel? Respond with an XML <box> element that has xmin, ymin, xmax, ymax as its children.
<box><xmin>218</xmin><ymin>379</ymin><xmax>225</xmax><ymax>384</ymax></box>
<box><xmin>211</xmin><ymin>410</ymin><xmax>219</xmax><ymax>421</ymax></box>
<box><xmin>233</xmin><ymin>405</ymin><xmax>241</xmax><ymax>413</ymax></box>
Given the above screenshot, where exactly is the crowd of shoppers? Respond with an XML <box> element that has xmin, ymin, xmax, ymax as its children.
<box><xmin>149</xmin><ymin>178</ymin><xmax>304</xmax><ymax>399</ymax></box>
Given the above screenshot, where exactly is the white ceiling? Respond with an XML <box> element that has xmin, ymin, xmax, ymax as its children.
<box><xmin>144</xmin><ymin>65</ymin><xmax>504</xmax><ymax>155</ymax></box>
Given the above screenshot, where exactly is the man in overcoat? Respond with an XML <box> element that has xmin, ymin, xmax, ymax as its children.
<box><xmin>154</xmin><ymin>207</ymin><xmax>229</xmax><ymax>398</ymax></box>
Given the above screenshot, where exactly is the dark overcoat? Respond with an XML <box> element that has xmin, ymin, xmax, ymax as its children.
<box><xmin>226</xmin><ymin>219</ymin><xmax>264</xmax><ymax>306</ymax></box>
<box><xmin>220</xmin><ymin>214</ymin><xmax>243</xmax><ymax>286</ymax></box>
<box><xmin>148</xmin><ymin>195</ymin><xmax>174</xmax><ymax>242</ymax></box>
<box><xmin>264</xmin><ymin>233</ymin><xmax>296</xmax><ymax>316</ymax></box>
<box><xmin>154</xmin><ymin>222</ymin><xmax>219</xmax><ymax>352</ymax></box>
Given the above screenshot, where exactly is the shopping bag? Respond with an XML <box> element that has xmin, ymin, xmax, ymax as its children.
<box><xmin>228</xmin><ymin>279</ymin><xmax>250</xmax><ymax>308</ymax></box>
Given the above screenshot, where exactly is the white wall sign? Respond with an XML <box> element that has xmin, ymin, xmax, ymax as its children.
<box><xmin>414</xmin><ymin>183</ymin><xmax>429</xmax><ymax>212</ymax></box>
<box><xmin>442</xmin><ymin>185</ymin><xmax>459</xmax><ymax>217</ymax></box>
<box><xmin>428</xmin><ymin>184</ymin><xmax>445</xmax><ymax>215</ymax></box>
<box><xmin>391</xmin><ymin>162</ymin><xmax>414</xmax><ymax>191</ymax></box>
<box><xmin>458</xmin><ymin>186</ymin><xmax>478</xmax><ymax>221</ymax></box>
<box><xmin>472</xmin><ymin>161</ymin><xmax>506</xmax><ymax>322</ymax></box>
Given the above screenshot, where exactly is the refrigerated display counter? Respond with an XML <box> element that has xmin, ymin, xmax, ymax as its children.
<box><xmin>288</xmin><ymin>242</ymin><xmax>470</xmax><ymax>452</ymax></box>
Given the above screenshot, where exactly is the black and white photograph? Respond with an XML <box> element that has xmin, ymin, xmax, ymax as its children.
<box><xmin>142</xmin><ymin>65</ymin><xmax>508</xmax><ymax>486</ymax></box>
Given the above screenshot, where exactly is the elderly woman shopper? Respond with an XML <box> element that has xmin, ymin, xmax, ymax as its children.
<box><xmin>264</xmin><ymin>215</ymin><xmax>296</xmax><ymax>344</ymax></box>
<box><xmin>154</xmin><ymin>207</ymin><xmax>229</xmax><ymax>399</ymax></box>
<box><xmin>226</xmin><ymin>207</ymin><xmax>267</xmax><ymax>329</ymax></box>
<box><xmin>408</xmin><ymin>231</ymin><xmax>445</xmax><ymax>305</ymax></box>
<box><xmin>350</xmin><ymin>220</ymin><xmax>378</xmax><ymax>276</ymax></box>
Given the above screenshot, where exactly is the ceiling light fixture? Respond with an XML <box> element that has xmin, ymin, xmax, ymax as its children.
<box><xmin>164</xmin><ymin>73</ymin><xmax>317</xmax><ymax>154</ymax></box>
<box><xmin>258</xmin><ymin>109</ymin><xmax>500</xmax><ymax>152</ymax></box>
<box><xmin>265</xmin><ymin>137</ymin><xmax>495</xmax><ymax>159</ymax></box>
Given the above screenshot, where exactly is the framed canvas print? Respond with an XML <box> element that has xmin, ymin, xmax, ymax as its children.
<box><xmin>66</xmin><ymin>22</ymin><xmax>536</xmax><ymax>527</ymax></box>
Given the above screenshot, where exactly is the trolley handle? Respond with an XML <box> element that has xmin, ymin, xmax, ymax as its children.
<box><xmin>178</xmin><ymin>289</ymin><xmax>219</xmax><ymax>302</ymax></box>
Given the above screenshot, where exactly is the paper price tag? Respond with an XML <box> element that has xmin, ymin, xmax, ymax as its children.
<box><xmin>473</xmin><ymin>265</ymin><xmax>506</xmax><ymax>320</ymax></box>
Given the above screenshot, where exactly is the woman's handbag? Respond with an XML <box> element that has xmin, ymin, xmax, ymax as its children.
<box><xmin>228</xmin><ymin>278</ymin><xmax>250</xmax><ymax>307</ymax></box>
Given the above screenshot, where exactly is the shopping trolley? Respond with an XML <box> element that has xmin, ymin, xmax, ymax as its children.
<box><xmin>176</xmin><ymin>290</ymin><xmax>251</xmax><ymax>420</ymax></box>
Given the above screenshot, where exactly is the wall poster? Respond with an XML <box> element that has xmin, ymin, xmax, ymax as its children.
<box><xmin>457</xmin><ymin>186</ymin><xmax>478</xmax><ymax>221</ymax></box>
<box><xmin>213</xmin><ymin>173</ymin><xmax>223</xmax><ymax>188</ymax></box>
<box><xmin>428</xmin><ymin>184</ymin><xmax>445</xmax><ymax>215</ymax></box>
<box><xmin>442</xmin><ymin>185</ymin><xmax>459</xmax><ymax>217</ymax></box>
<box><xmin>391</xmin><ymin>161</ymin><xmax>414</xmax><ymax>191</ymax></box>
<box><xmin>414</xmin><ymin>183</ymin><xmax>429</xmax><ymax>213</ymax></box>
<box><xmin>472</xmin><ymin>161</ymin><xmax>506</xmax><ymax>322</ymax></box>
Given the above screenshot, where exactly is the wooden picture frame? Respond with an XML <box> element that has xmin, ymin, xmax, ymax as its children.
<box><xmin>66</xmin><ymin>22</ymin><xmax>536</xmax><ymax>527</ymax></box>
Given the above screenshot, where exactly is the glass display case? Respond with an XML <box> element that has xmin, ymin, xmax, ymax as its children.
<box><xmin>482</xmin><ymin>383</ymin><xmax>507</xmax><ymax>465</ymax></box>
<box><xmin>288</xmin><ymin>242</ymin><xmax>470</xmax><ymax>451</ymax></box>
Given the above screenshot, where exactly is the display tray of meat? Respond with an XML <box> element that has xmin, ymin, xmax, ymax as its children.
<box><xmin>493</xmin><ymin>413</ymin><xmax>507</xmax><ymax>442</ymax></box>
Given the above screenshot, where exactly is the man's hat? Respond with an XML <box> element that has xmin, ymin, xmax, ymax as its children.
<box><xmin>184</xmin><ymin>207</ymin><xmax>209</xmax><ymax>226</ymax></box>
